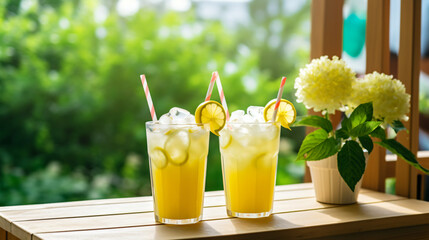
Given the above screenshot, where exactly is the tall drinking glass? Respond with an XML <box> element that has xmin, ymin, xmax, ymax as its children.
<box><xmin>146</xmin><ymin>122</ymin><xmax>210</xmax><ymax>224</ymax></box>
<box><xmin>219</xmin><ymin>122</ymin><xmax>281</xmax><ymax>218</ymax></box>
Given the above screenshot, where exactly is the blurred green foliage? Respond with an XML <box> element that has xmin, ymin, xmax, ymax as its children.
<box><xmin>0</xmin><ymin>0</ymin><xmax>310</xmax><ymax>205</ymax></box>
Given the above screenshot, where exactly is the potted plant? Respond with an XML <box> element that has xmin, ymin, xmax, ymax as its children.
<box><xmin>293</xmin><ymin>56</ymin><xmax>429</xmax><ymax>204</ymax></box>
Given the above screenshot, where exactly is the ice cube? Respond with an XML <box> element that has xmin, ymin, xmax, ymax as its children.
<box><xmin>183</xmin><ymin>115</ymin><xmax>196</xmax><ymax>124</ymax></box>
<box><xmin>156</xmin><ymin>115</ymin><xmax>173</xmax><ymax>133</ymax></box>
<box><xmin>233</xmin><ymin>125</ymin><xmax>251</xmax><ymax>146</ymax></box>
<box><xmin>251</xmin><ymin>112</ymin><xmax>265</xmax><ymax>122</ymax></box>
<box><xmin>255</xmin><ymin>116</ymin><xmax>265</xmax><ymax>122</ymax></box>
<box><xmin>168</xmin><ymin>107</ymin><xmax>191</xmax><ymax>123</ymax></box>
<box><xmin>247</xmin><ymin>106</ymin><xmax>264</xmax><ymax>118</ymax></box>
<box><xmin>258</xmin><ymin>123</ymin><xmax>279</xmax><ymax>140</ymax></box>
<box><xmin>168</xmin><ymin>107</ymin><xmax>190</xmax><ymax>118</ymax></box>
<box><xmin>159</xmin><ymin>114</ymin><xmax>172</xmax><ymax>124</ymax></box>
<box><xmin>230</xmin><ymin>110</ymin><xmax>245</xmax><ymax>122</ymax></box>
<box><xmin>247</xmin><ymin>106</ymin><xmax>265</xmax><ymax>122</ymax></box>
<box><xmin>242</xmin><ymin>114</ymin><xmax>255</xmax><ymax>123</ymax></box>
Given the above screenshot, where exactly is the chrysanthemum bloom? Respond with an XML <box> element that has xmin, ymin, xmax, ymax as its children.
<box><xmin>348</xmin><ymin>72</ymin><xmax>410</xmax><ymax>124</ymax></box>
<box><xmin>294</xmin><ymin>56</ymin><xmax>356</xmax><ymax>114</ymax></box>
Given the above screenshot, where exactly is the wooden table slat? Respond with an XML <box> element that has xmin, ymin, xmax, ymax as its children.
<box><xmin>1</xmin><ymin>183</ymin><xmax>428</xmax><ymax>240</ymax></box>
<box><xmin>0</xmin><ymin>187</ymin><xmax>320</xmax><ymax>233</ymax></box>
<box><xmin>0</xmin><ymin>183</ymin><xmax>314</xmax><ymax>213</ymax></box>
<box><xmin>32</xmin><ymin>198</ymin><xmax>429</xmax><ymax>240</ymax></box>
<box><xmin>10</xmin><ymin>191</ymin><xmax>401</xmax><ymax>240</ymax></box>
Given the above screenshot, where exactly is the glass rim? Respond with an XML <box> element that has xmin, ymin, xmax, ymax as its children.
<box><xmin>224</xmin><ymin>121</ymin><xmax>280</xmax><ymax>126</ymax></box>
<box><xmin>146</xmin><ymin>121</ymin><xmax>207</xmax><ymax>127</ymax></box>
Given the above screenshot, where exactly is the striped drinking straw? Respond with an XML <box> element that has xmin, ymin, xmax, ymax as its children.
<box><xmin>271</xmin><ymin>77</ymin><xmax>287</xmax><ymax>122</ymax></box>
<box><xmin>205</xmin><ymin>72</ymin><xmax>217</xmax><ymax>101</ymax></box>
<box><xmin>140</xmin><ymin>74</ymin><xmax>158</xmax><ymax>121</ymax></box>
<box><xmin>215</xmin><ymin>72</ymin><xmax>230</xmax><ymax>121</ymax></box>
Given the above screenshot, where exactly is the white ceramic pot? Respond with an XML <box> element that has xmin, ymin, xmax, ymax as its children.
<box><xmin>307</xmin><ymin>152</ymin><xmax>368</xmax><ymax>204</ymax></box>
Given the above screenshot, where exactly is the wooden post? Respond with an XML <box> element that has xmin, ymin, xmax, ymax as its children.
<box><xmin>366</xmin><ymin>0</ymin><xmax>390</xmax><ymax>73</ymax></box>
<box><xmin>6</xmin><ymin>233</ymin><xmax>20</xmax><ymax>240</ymax></box>
<box><xmin>305</xmin><ymin>0</ymin><xmax>344</xmax><ymax>182</ymax></box>
<box><xmin>0</xmin><ymin>229</ymin><xmax>6</xmax><ymax>240</ymax></box>
<box><xmin>396</xmin><ymin>0</ymin><xmax>421</xmax><ymax>198</ymax></box>
<box><xmin>310</xmin><ymin>0</ymin><xmax>344</xmax><ymax>59</ymax></box>
<box><xmin>362</xmin><ymin>0</ymin><xmax>390</xmax><ymax>192</ymax></box>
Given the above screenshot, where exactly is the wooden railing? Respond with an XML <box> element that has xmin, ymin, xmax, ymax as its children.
<box><xmin>307</xmin><ymin>0</ymin><xmax>426</xmax><ymax>199</ymax></box>
<box><xmin>386</xmin><ymin>151</ymin><xmax>429</xmax><ymax>177</ymax></box>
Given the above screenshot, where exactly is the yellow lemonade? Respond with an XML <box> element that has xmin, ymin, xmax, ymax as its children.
<box><xmin>219</xmin><ymin>122</ymin><xmax>280</xmax><ymax>217</ymax></box>
<box><xmin>146</xmin><ymin>122</ymin><xmax>209</xmax><ymax>224</ymax></box>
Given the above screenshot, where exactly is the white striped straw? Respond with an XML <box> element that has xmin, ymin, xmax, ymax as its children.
<box><xmin>271</xmin><ymin>77</ymin><xmax>287</xmax><ymax>122</ymax></box>
<box><xmin>205</xmin><ymin>72</ymin><xmax>217</xmax><ymax>101</ymax></box>
<box><xmin>215</xmin><ymin>72</ymin><xmax>230</xmax><ymax>121</ymax></box>
<box><xmin>140</xmin><ymin>74</ymin><xmax>158</xmax><ymax>121</ymax></box>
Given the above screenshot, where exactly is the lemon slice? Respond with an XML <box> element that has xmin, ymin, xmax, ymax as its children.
<box><xmin>253</xmin><ymin>152</ymin><xmax>277</xmax><ymax>167</ymax></box>
<box><xmin>219</xmin><ymin>130</ymin><xmax>232</xmax><ymax>149</ymax></box>
<box><xmin>253</xmin><ymin>152</ymin><xmax>268</xmax><ymax>167</ymax></box>
<box><xmin>164</xmin><ymin>130</ymin><xmax>190</xmax><ymax>165</ymax></box>
<box><xmin>263</xmin><ymin>99</ymin><xmax>296</xmax><ymax>129</ymax></box>
<box><xmin>150</xmin><ymin>147</ymin><xmax>168</xmax><ymax>169</ymax></box>
<box><xmin>195</xmin><ymin>100</ymin><xmax>226</xmax><ymax>136</ymax></box>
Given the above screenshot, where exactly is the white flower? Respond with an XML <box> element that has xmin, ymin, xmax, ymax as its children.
<box><xmin>348</xmin><ymin>72</ymin><xmax>410</xmax><ymax>124</ymax></box>
<box><xmin>294</xmin><ymin>56</ymin><xmax>356</xmax><ymax>114</ymax></box>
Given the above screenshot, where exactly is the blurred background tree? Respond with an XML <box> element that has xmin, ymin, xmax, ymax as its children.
<box><xmin>0</xmin><ymin>0</ymin><xmax>310</xmax><ymax>205</ymax></box>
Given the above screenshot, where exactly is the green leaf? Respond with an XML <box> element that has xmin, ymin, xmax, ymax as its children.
<box><xmin>293</xmin><ymin>115</ymin><xmax>333</xmax><ymax>133</ymax></box>
<box><xmin>391</xmin><ymin>120</ymin><xmax>407</xmax><ymax>133</ymax></box>
<box><xmin>297</xmin><ymin>129</ymin><xmax>339</xmax><ymax>161</ymax></box>
<box><xmin>376</xmin><ymin>139</ymin><xmax>429</xmax><ymax>174</ymax></box>
<box><xmin>337</xmin><ymin>140</ymin><xmax>366</xmax><ymax>192</ymax></box>
<box><xmin>358</xmin><ymin>135</ymin><xmax>373</xmax><ymax>154</ymax></box>
<box><xmin>349</xmin><ymin>102</ymin><xmax>373</xmax><ymax>128</ymax></box>
<box><xmin>335</xmin><ymin>128</ymin><xmax>349</xmax><ymax>139</ymax></box>
<box><xmin>342</xmin><ymin>116</ymin><xmax>352</xmax><ymax>132</ymax></box>
<box><xmin>370</xmin><ymin>126</ymin><xmax>386</xmax><ymax>140</ymax></box>
<box><xmin>350</xmin><ymin>121</ymin><xmax>382</xmax><ymax>137</ymax></box>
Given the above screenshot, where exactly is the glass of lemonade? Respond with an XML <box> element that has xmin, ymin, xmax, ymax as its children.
<box><xmin>146</xmin><ymin>108</ymin><xmax>210</xmax><ymax>224</ymax></box>
<box><xmin>219</xmin><ymin>110</ymin><xmax>281</xmax><ymax>218</ymax></box>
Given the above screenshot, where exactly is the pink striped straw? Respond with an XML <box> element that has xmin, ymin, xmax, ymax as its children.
<box><xmin>205</xmin><ymin>72</ymin><xmax>217</xmax><ymax>101</ymax></box>
<box><xmin>271</xmin><ymin>77</ymin><xmax>287</xmax><ymax>122</ymax></box>
<box><xmin>214</xmin><ymin>72</ymin><xmax>230</xmax><ymax>121</ymax></box>
<box><xmin>140</xmin><ymin>74</ymin><xmax>158</xmax><ymax>121</ymax></box>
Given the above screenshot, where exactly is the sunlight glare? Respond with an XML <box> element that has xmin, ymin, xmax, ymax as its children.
<box><xmin>166</xmin><ymin>0</ymin><xmax>192</xmax><ymax>12</ymax></box>
<box><xmin>117</xmin><ymin>0</ymin><xmax>140</xmax><ymax>17</ymax></box>
<box><xmin>94</xmin><ymin>5</ymin><xmax>109</xmax><ymax>23</ymax></box>
<box><xmin>242</xmin><ymin>75</ymin><xmax>257</xmax><ymax>93</ymax></box>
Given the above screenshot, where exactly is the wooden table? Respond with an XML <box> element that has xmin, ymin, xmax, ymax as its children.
<box><xmin>1</xmin><ymin>183</ymin><xmax>429</xmax><ymax>240</ymax></box>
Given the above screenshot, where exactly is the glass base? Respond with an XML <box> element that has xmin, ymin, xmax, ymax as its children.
<box><xmin>155</xmin><ymin>215</ymin><xmax>202</xmax><ymax>225</ymax></box>
<box><xmin>227</xmin><ymin>209</ymin><xmax>271</xmax><ymax>218</ymax></box>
